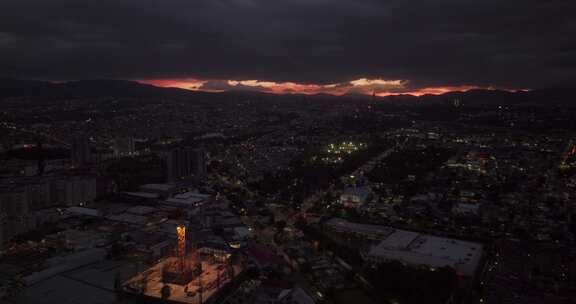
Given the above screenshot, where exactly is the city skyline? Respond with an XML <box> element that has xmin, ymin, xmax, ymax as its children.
<box><xmin>2</xmin><ymin>0</ymin><xmax>575</xmax><ymax>96</ymax></box>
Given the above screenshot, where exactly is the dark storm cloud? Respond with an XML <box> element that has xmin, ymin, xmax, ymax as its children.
<box><xmin>1</xmin><ymin>0</ymin><xmax>575</xmax><ymax>89</ymax></box>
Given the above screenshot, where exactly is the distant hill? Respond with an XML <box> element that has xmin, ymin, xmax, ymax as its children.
<box><xmin>378</xmin><ymin>87</ymin><xmax>576</xmax><ymax>106</ymax></box>
<box><xmin>0</xmin><ymin>79</ymin><xmax>193</xmax><ymax>98</ymax></box>
<box><xmin>0</xmin><ymin>79</ymin><xmax>57</xmax><ymax>97</ymax></box>
<box><xmin>0</xmin><ymin>78</ymin><xmax>574</xmax><ymax>105</ymax></box>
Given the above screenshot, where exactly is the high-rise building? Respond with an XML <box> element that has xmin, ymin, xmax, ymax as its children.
<box><xmin>0</xmin><ymin>174</ymin><xmax>100</xmax><ymax>247</ymax></box>
<box><xmin>192</xmin><ymin>147</ymin><xmax>207</xmax><ymax>180</ymax></box>
<box><xmin>166</xmin><ymin>147</ymin><xmax>189</xmax><ymax>182</ymax></box>
<box><xmin>166</xmin><ymin>147</ymin><xmax>207</xmax><ymax>182</ymax></box>
<box><xmin>0</xmin><ymin>217</ymin><xmax>4</xmax><ymax>250</ymax></box>
<box><xmin>26</xmin><ymin>179</ymin><xmax>51</xmax><ymax>210</ymax></box>
<box><xmin>0</xmin><ymin>186</ymin><xmax>29</xmax><ymax>244</ymax></box>
<box><xmin>71</xmin><ymin>136</ymin><xmax>91</xmax><ymax>167</ymax></box>
<box><xmin>53</xmin><ymin>177</ymin><xmax>97</xmax><ymax>206</ymax></box>
<box><xmin>112</xmin><ymin>137</ymin><xmax>136</xmax><ymax>157</ymax></box>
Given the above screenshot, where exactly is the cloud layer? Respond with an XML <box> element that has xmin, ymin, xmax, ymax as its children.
<box><xmin>141</xmin><ymin>78</ymin><xmax>496</xmax><ymax>96</ymax></box>
<box><xmin>1</xmin><ymin>0</ymin><xmax>575</xmax><ymax>91</ymax></box>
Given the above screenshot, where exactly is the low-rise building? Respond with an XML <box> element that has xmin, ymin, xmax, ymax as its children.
<box><xmin>366</xmin><ymin>229</ymin><xmax>483</xmax><ymax>277</ymax></box>
<box><xmin>339</xmin><ymin>187</ymin><xmax>371</xmax><ymax>208</ymax></box>
<box><xmin>325</xmin><ymin>218</ymin><xmax>393</xmax><ymax>240</ymax></box>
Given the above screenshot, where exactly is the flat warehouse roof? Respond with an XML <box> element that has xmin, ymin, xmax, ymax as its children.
<box><xmin>368</xmin><ymin>229</ymin><xmax>483</xmax><ymax>276</ymax></box>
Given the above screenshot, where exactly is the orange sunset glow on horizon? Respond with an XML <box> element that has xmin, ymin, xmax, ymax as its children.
<box><xmin>140</xmin><ymin>78</ymin><xmax>518</xmax><ymax>97</ymax></box>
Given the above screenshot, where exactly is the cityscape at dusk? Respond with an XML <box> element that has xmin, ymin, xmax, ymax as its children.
<box><xmin>1</xmin><ymin>1</ymin><xmax>576</xmax><ymax>304</ymax></box>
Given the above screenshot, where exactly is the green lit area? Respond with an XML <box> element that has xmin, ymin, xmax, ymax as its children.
<box><xmin>310</xmin><ymin>142</ymin><xmax>368</xmax><ymax>165</ymax></box>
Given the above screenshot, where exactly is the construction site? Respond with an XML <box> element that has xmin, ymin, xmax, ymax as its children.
<box><xmin>122</xmin><ymin>225</ymin><xmax>243</xmax><ymax>304</ymax></box>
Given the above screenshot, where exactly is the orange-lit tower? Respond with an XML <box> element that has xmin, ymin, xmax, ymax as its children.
<box><xmin>176</xmin><ymin>224</ymin><xmax>186</xmax><ymax>272</ymax></box>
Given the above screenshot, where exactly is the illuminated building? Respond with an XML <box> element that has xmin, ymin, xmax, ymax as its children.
<box><xmin>177</xmin><ymin>225</ymin><xmax>186</xmax><ymax>271</ymax></box>
<box><xmin>161</xmin><ymin>224</ymin><xmax>195</xmax><ymax>285</ymax></box>
<box><xmin>122</xmin><ymin>224</ymin><xmax>242</xmax><ymax>304</ymax></box>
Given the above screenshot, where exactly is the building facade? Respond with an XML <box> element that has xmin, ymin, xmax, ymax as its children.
<box><xmin>166</xmin><ymin>147</ymin><xmax>207</xmax><ymax>182</ymax></box>
<box><xmin>71</xmin><ymin>136</ymin><xmax>91</xmax><ymax>167</ymax></box>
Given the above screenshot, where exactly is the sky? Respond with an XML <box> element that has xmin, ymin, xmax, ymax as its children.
<box><xmin>1</xmin><ymin>0</ymin><xmax>575</xmax><ymax>96</ymax></box>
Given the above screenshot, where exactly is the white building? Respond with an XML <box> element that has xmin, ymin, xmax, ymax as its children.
<box><xmin>339</xmin><ymin>187</ymin><xmax>371</xmax><ymax>208</ymax></box>
<box><xmin>452</xmin><ymin>202</ymin><xmax>480</xmax><ymax>216</ymax></box>
<box><xmin>366</xmin><ymin>229</ymin><xmax>483</xmax><ymax>277</ymax></box>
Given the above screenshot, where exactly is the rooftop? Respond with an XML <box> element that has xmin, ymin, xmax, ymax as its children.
<box><xmin>368</xmin><ymin>229</ymin><xmax>483</xmax><ymax>276</ymax></box>
<box><xmin>122</xmin><ymin>191</ymin><xmax>159</xmax><ymax>199</ymax></box>
<box><xmin>140</xmin><ymin>183</ymin><xmax>176</xmax><ymax>192</ymax></box>
<box><xmin>164</xmin><ymin>191</ymin><xmax>210</xmax><ymax>207</ymax></box>
<box><xmin>341</xmin><ymin>187</ymin><xmax>370</xmax><ymax>198</ymax></box>
<box><xmin>125</xmin><ymin>205</ymin><xmax>159</xmax><ymax>215</ymax></box>
<box><xmin>325</xmin><ymin>218</ymin><xmax>394</xmax><ymax>238</ymax></box>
